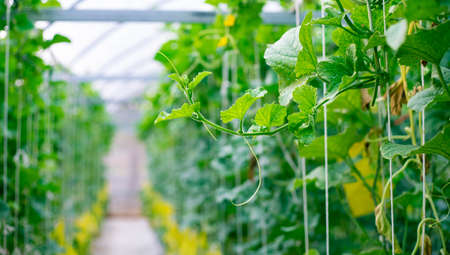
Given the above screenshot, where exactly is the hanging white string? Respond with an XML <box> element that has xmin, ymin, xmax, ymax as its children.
<box><xmin>3</xmin><ymin>0</ymin><xmax>13</xmax><ymax>249</ymax></box>
<box><xmin>320</xmin><ymin>0</ymin><xmax>329</xmax><ymax>253</ymax></box>
<box><xmin>420</xmin><ymin>34</ymin><xmax>426</xmax><ymax>255</ymax></box>
<box><xmin>295</xmin><ymin>0</ymin><xmax>309</xmax><ymax>252</ymax></box>
<box><xmin>382</xmin><ymin>0</ymin><xmax>395</xmax><ymax>254</ymax></box>
<box><xmin>14</xmin><ymin>82</ymin><xmax>23</xmax><ymax>250</ymax></box>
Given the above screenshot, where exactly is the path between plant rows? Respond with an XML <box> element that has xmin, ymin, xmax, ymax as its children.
<box><xmin>91</xmin><ymin>131</ymin><xmax>164</xmax><ymax>255</ymax></box>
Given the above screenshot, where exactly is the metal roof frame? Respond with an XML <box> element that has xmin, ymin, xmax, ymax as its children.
<box><xmin>28</xmin><ymin>9</ymin><xmax>302</xmax><ymax>25</ymax></box>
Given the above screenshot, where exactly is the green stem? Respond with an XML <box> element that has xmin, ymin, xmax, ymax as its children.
<box><xmin>380</xmin><ymin>158</ymin><xmax>419</xmax><ymax>205</ymax></box>
<box><xmin>411</xmin><ymin>218</ymin><xmax>436</xmax><ymax>255</ymax></box>
<box><xmin>335</xmin><ymin>0</ymin><xmax>366</xmax><ymax>35</ymax></box>
<box><xmin>435</xmin><ymin>64</ymin><xmax>450</xmax><ymax>96</ymax></box>
<box><xmin>345</xmin><ymin>156</ymin><xmax>379</xmax><ymax>203</ymax></box>
<box><xmin>196</xmin><ymin>113</ymin><xmax>288</xmax><ymax>137</ymax></box>
<box><xmin>366</xmin><ymin>135</ymin><xmax>410</xmax><ymax>143</ymax></box>
<box><xmin>426</xmin><ymin>193</ymin><xmax>447</xmax><ymax>253</ymax></box>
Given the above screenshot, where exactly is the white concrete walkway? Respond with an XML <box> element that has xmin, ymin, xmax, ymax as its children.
<box><xmin>91</xmin><ymin>131</ymin><xmax>164</xmax><ymax>255</ymax></box>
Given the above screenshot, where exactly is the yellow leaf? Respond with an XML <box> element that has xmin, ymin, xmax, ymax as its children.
<box><xmin>344</xmin><ymin>142</ymin><xmax>382</xmax><ymax>217</ymax></box>
<box><xmin>224</xmin><ymin>14</ymin><xmax>236</xmax><ymax>27</ymax></box>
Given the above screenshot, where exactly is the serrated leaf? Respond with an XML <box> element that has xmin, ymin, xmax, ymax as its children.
<box><xmin>415</xmin><ymin>124</ymin><xmax>450</xmax><ymax>159</ymax></box>
<box><xmin>407</xmin><ymin>87</ymin><xmax>445</xmax><ymax>111</ymax></box>
<box><xmin>380</xmin><ymin>143</ymin><xmax>420</xmax><ymax>159</ymax></box>
<box><xmin>317</xmin><ymin>56</ymin><xmax>354</xmax><ymax>92</ymax></box>
<box><xmin>381</xmin><ymin>124</ymin><xmax>450</xmax><ymax>160</ymax></box>
<box><xmin>295</xmin><ymin>12</ymin><xmax>317</xmax><ymax>78</ymax></box>
<box><xmin>154</xmin><ymin>103</ymin><xmax>199</xmax><ymax>124</ymax></box>
<box><xmin>292</xmin><ymin>84</ymin><xmax>317</xmax><ymax>113</ymax></box>
<box><xmin>288</xmin><ymin>112</ymin><xmax>315</xmax><ymax>144</ymax></box>
<box><xmin>188</xmin><ymin>71</ymin><xmax>212</xmax><ymax>89</ymax></box>
<box><xmin>386</xmin><ymin>19</ymin><xmax>408</xmax><ymax>51</ymax></box>
<box><xmin>264</xmin><ymin>27</ymin><xmax>301</xmax><ymax>84</ymax></box>
<box><xmin>220</xmin><ymin>88</ymin><xmax>267</xmax><ymax>123</ymax></box>
<box><xmin>254</xmin><ymin>103</ymin><xmax>286</xmax><ymax>128</ymax></box>
<box><xmin>397</xmin><ymin>21</ymin><xmax>450</xmax><ymax>66</ymax></box>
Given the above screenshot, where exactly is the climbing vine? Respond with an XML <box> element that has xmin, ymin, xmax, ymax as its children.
<box><xmin>142</xmin><ymin>0</ymin><xmax>449</xmax><ymax>254</ymax></box>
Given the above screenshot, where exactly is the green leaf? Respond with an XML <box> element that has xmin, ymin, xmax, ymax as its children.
<box><xmin>154</xmin><ymin>103</ymin><xmax>199</xmax><ymax>124</ymax></box>
<box><xmin>43</xmin><ymin>34</ymin><xmax>71</xmax><ymax>49</ymax></box>
<box><xmin>168</xmin><ymin>73</ymin><xmax>185</xmax><ymax>89</ymax></box>
<box><xmin>407</xmin><ymin>87</ymin><xmax>446</xmax><ymax>111</ymax></box>
<box><xmin>404</xmin><ymin>0</ymin><xmax>447</xmax><ymax>21</ymax></box>
<box><xmin>254</xmin><ymin>103</ymin><xmax>287</xmax><ymax>128</ymax></box>
<box><xmin>365</xmin><ymin>31</ymin><xmax>386</xmax><ymax>50</ymax></box>
<box><xmin>415</xmin><ymin>124</ymin><xmax>450</xmax><ymax>159</ymax></box>
<box><xmin>188</xmin><ymin>71</ymin><xmax>212</xmax><ymax>89</ymax></box>
<box><xmin>292</xmin><ymin>84</ymin><xmax>317</xmax><ymax>113</ymax></box>
<box><xmin>220</xmin><ymin>88</ymin><xmax>267</xmax><ymax>123</ymax></box>
<box><xmin>264</xmin><ymin>27</ymin><xmax>301</xmax><ymax>84</ymax></box>
<box><xmin>380</xmin><ymin>143</ymin><xmax>420</xmax><ymax>159</ymax></box>
<box><xmin>295</xmin><ymin>12</ymin><xmax>317</xmax><ymax>78</ymax></box>
<box><xmin>385</xmin><ymin>19</ymin><xmax>408</xmax><ymax>51</ymax></box>
<box><xmin>288</xmin><ymin>112</ymin><xmax>315</xmax><ymax>144</ymax></box>
<box><xmin>311</xmin><ymin>13</ymin><xmax>344</xmax><ymax>27</ymax></box>
<box><xmin>397</xmin><ymin>21</ymin><xmax>450</xmax><ymax>66</ymax></box>
<box><xmin>299</xmin><ymin>127</ymin><xmax>365</xmax><ymax>159</ymax></box>
<box><xmin>381</xmin><ymin>124</ymin><xmax>450</xmax><ymax>160</ymax></box>
<box><xmin>317</xmin><ymin>56</ymin><xmax>354</xmax><ymax>92</ymax></box>
<box><xmin>278</xmin><ymin>76</ymin><xmax>310</xmax><ymax>106</ymax></box>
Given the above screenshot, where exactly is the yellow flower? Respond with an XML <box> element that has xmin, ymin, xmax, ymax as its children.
<box><xmin>217</xmin><ymin>36</ymin><xmax>228</xmax><ymax>48</ymax></box>
<box><xmin>224</xmin><ymin>14</ymin><xmax>236</xmax><ymax>27</ymax></box>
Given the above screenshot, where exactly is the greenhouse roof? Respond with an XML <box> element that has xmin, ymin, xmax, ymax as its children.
<box><xmin>38</xmin><ymin>0</ymin><xmax>286</xmax><ymax>104</ymax></box>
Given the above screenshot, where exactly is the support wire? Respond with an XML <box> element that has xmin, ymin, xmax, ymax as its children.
<box><xmin>320</xmin><ymin>0</ymin><xmax>329</xmax><ymax>254</ymax></box>
<box><xmin>3</xmin><ymin>0</ymin><xmax>13</xmax><ymax>249</ymax></box>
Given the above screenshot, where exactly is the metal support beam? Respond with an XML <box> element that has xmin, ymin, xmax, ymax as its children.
<box><xmin>27</xmin><ymin>9</ymin><xmax>300</xmax><ymax>25</ymax></box>
<box><xmin>54</xmin><ymin>74</ymin><xmax>160</xmax><ymax>82</ymax></box>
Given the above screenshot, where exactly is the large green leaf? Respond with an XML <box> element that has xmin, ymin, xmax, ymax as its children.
<box><xmin>397</xmin><ymin>21</ymin><xmax>450</xmax><ymax>66</ymax></box>
<box><xmin>317</xmin><ymin>56</ymin><xmax>354</xmax><ymax>92</ymax></box>
<box><xmin>404</xmin><ymin>0</ymin><xmax>447</xmax><ymax>21</ymax></box>
<box><xmin>292</xmin><ymin>84</ymin><xmax>317</xmax><ymax>113</ymax></box>
<box><xmin>188</xmin><ymin>71</ymin><xmax>212</xmax><ymax>89</ymax></box>
<box><xmin>407</xmin><ymin>87</ymin><xmax>448</xmax><ymax>112</ymax></box>
<box><xmin>264</xmin><ymin>27</ymin><xmax>301</xmax><ymax>84</ymax></box>
<box><xmin>254</xmin><ymin>103</ymin><xmax>287</xmax><ymax>128</ymax></box>
<box><xmin>381</xmin><ymin>124</ymin><xmax>450</xmax><ymax>159</ymax></box>
<box><xmin>385</xmin><ymin>19</ymin><xmax>408</xmax><ymax>51</ymax></box>
<box><xmin>154</xmin><ymin>103</ymin><xmax>200</xmax><ymax>124</ymax></box>
<box><xmin>299</xmin><ymin>127</ymin><xmax>365</xmax><ymax>159</ymax></box>
<box><xmin>220</xmin><ymin>88</ymin><xmax>267</xmax><ymax>123</ymax></box>
<box><xmin>295</xmin><ymin>12</ymin><xmax>317</xmax><ymax>78</ymax></box>
<box><xmin>380</xmin><ymin>143</ymin><xmax>420</xmax><ymax>159</ymax></box>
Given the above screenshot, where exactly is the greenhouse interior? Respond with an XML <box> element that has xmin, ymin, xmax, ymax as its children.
<box><xmin>0</xmin><ymin>0</ymin><xmax>449</xmax><ymax>254</ymax></box>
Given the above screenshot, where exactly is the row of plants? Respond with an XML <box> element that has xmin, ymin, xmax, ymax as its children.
<box><xmin>139</xmin><ymin>0</ymin><xmax>448</xmax><ymax>254</ymax></box>
<box><xmin>141</xmin><ymin>184</ymin><xmax>221</xmax><ymax>255</ymax></box>
<box><xmin>1</xmin><ymin>1</ymin><xmax>114</xmax><ymax>254</ymax></box>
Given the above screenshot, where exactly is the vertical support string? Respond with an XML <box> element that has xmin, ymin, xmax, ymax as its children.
<box><xmin>382</xmin><ymin>1</ymin><xmax>395</xmax><ymax>254</ymax></box>
<box><xmin>295</xmin><ymin>0</ymin><xmax>309</xmax><ymax>252</ymax></box>
<box><xmin>320</xmin><ymin>0</ymin><xmax>329</xmax><ymax>254</ymax></box>
<box><xmin>420</xmin><ymin>36</ymin><xmax>426</xmax><ymax>255</ymax></box>
<box><xmin>14</xmin><ymin>82</ymin><xmax>23</xmax><ymax>250</ymax></box>
<box><xmin>3</xmin><ymin>0</ymin><xmax>13</xmax><ymax>250</ymax></box>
